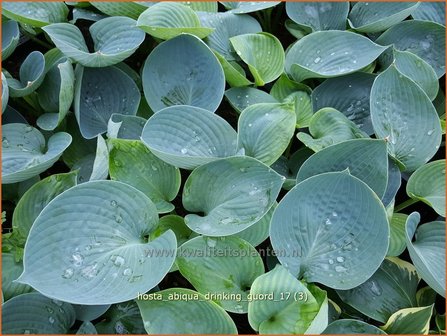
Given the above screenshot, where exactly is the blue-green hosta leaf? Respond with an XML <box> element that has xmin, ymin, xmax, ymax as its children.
<box><xmin>337</xmin><ymin>257</ymin><xmax>420</xmax><ymax>323</ymax></box>
<box><xmin>141</xmin><ymin>106</ymin><xmax>238</xmax><ymax>170</ymax></box>
<box><xmin>137</xmin><ymin>288</ymin><xmax>237</xmax><ymax>334</ymax></box>
<box><xmin>177</xmin><ymin>236</ymin><xmax>264</xmax><ymax>313</ymax></box>
<box><xmin>297</xmin><ymin>108</ymin><xmax>367</xmax><ymax>152</ymax></box>
<box><xmin>2</xmin><ymin>20</ymin><xmax>20</xmax><ymax>60</ymax></box>
<box><xmin>388</xmin><ymin>213</ymin><xmax>408</xmax><ymax>257</ymax></box>
<box><xmin>220</xmin><ymin>2</ymin><xmax>280</xmax><ymax>14</ymax></box>
<box><xmin>405</xmin><ymin>213</ymin><xmax>445</xmax><ymax>297</ymax></box>
<box><xmin>73</xmin><ymin>304</ymin><xmax>110</xmax><ymax>322</ymax></box>
<box><xmin>312</xmin><ymin>73</ymin><xmax>376</xmax><ymax>135</ymax></box>
<box><xmin>37</xmin><ymin>59</ymin><xmax>75</xmax><ymax>131</ymax></box>
<box><xmin>376</xmin><ymin>20</ymin><xmax>445</xmax><ymax>78</ymax></box>
<box><xmin>17</xmin><ymin>181</ymin><xmax>177</xmax><ymax>304</ymax></box>
<box><xmin>270</xmin><ymin>172</ymin><xmax>389</xmax><ymax>289</ymax></box>
<box><xmin>2</xmin><ymin>124</ymin><xmax>72</xmax><ymax>184</ymax></box>
<box><xmin>248</xmin><ymin>265</ymin><xmax>328</xmax><ymax>334</ymax></box>
<box><xmin>225</xmin><ymin>87</ymin><xmax>278</xmax><ymax>114</ymax></box>
<box><xmin>198</xmin><ymin>12</ymin><xmax>262</xmax><ymax>60</ymax></box>
<box><xmin>382</xmin><ymin>163</ymin><xmax>405</xmax><ymax>206</ymax></box>
<box><xmin>183</xmin><ymin>156</ymin><xmax>284</xmax><ymax>236</ymax></box>
<box><xmin>77</xmin><ymin>321</ymin><xmax>97</xmax><ymax>334</ymax></box>
<box><xmin>238</xmin><ymin>103</ymin><xmax>296</xmax><ymax>166</ymax></box>
<box><xmin>142</xmin><ymin>34</ymin><xmax>225</xmax><ymax>113</ymax></box>
<box><xmin>323</xmin><ymin>319</ymin><xmax>386</xmax><ymax>334</ymax></box>
<box><xmin>109</xmin><ymin>139</ymin><xmax>181</xmax><ymax>213</ymax></box>
<box><xmin>370</xmin><ymin>65</ymin><xmax>441</xmax><ymax>172</ymax></box>
<box><xmin>412</xmin><ymin>2</ymin><xmax>445</xmax><ymax>25</ymax></box>
<box><xmin>2</xmin><ymin>2</ymin><xmax>69</xmax><ymax>27</ymax></box>
<box><xmin>2</xmin><ymin>253</ymin><xmax>33</xmax><ymax>302</ymax></box>
<box><xmin>6</xmin><ymin>51</ymin><xmax>45</xmax><ymax>98</ymax></box>
<box><xmin>349</xmin><ymin>2</ymin><xmax>420</xmax><ymax>33</ymax></box>
<box><xmin>297</xmin><ymin>139</ymin><xmax>388</xmax><ymax>198</ymax></box>
<box><xmin>12</xmin><ymin>171</ymin><xmax>77</xmax><ymax>238</ymax></box>
<box><xmin>406</xmin><ymin>160</ymin><xmax>445</xmax><ymax>217</ymax></box>
<box><xmin>286</xmin><ymin>2</ymin><xmax>349</xmax><ymax>32</ymax></box>
<box><xmin>70</xmin><ymin>8</ymin><xmax>107</xmax><ymax>24</ymax></box>
<box><xmin>95</xmin><ymin>300</ymin><xmax>145</xmax><ymax>334</ymax></box>
<box><xmin>381</xmin><ymin>305</ymin><xmax>434</xmax><ymax>334</ymax></box>
<box><xmin>185</xmin><ymin>2</ymin><xmax>218</xmax><ymax>12</ymax></box>
<box><xmin>137</xmin><ymin>2</ymin><xmax>214</xmax><ymax>40</ymax></box>
<box><xmin>230</xmin><ymin>33</ymin><xmax>284</xmax><ymax>86</ymax></box>
<box><xmin>285</xmin><ymin>31</ymin><xmax>386</xmax><ymax>82</ymax></box>
<box><xmin>2</xmin><ymin>72</ymin><xmax>9</xmax><ymax>113</ymax></box>
<box><xmin>42</xmin><ymin>17</ymin><xmax>145</xmax><ymax>67</ymax></box>
<box><xmin>91</xmin><ymin>2</ymin><xmax>151</xmax><ymax>20</ymax></box>
<box><xmin>107</xmin><ymin>114</ymin><xmax>146</xmax><ymax>140</ymax></box>
<box><xmin>74</xmin><ymin>65</ymin><xmax>140</xmax><ymax>139</ymax></box>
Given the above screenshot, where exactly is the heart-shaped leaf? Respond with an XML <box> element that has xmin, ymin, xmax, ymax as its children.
<box><xmin>91</xmin><ymin>2</ymin><xmax>151</xmax><ymax>20</ymax></box>
<box><xmin>6</xmin><ymin>51</ymin><xmax>45</xmax><ymax>98</ymax></box>
<box><xmin>17</xmin><ymin>180</ymin><xmax>177</xmax><ymax>304</ymax></box>
<box><xmin>2</xmin><ymin>2</ymin><xmax>69</xmax><ymax>27</ymax></box>
<box><xmin>142</xmin><ymin>34</ymin><xmax>225</xmax><ymax>113</ymax></box>
<box><xmin>141</xmin><ymin>105</ymin><xmax>238</xmax><ymax>170</ymax></box>
<box><xmin>2</xmin><ymin>20</ymin><xmax>20</xmax><ymax>61</ymax></box>
<box><xmin>270</xmin><ymin>172</ymin><xmax>389</xmax><ymax>289</ymax></box>
<box><xmin>412</xmin><ymin>2</ymin><xmax>445</xmax><ymax>25</ymax></box>
<box><xmin>220</xmin><ymin>2</ymin><xmax>280</xmax><ymax>14</ymax></box>
<box><xmin>381</xmin><ymin>305</ymin><xmax>434</xmax><ymax>334</ymax></box>
<box><xmin>388</xmin><ymin>213</ymin><xmax>408</xmax><ymax>257</ymax></box>
<box><xmin>225</xmin><ymin>87</ymin><xmax>278</xmax><ymax>113</ymax></box>
<box><xmin>42</xmin><ymin>17</ymin><xmax>145</xmax><ymax>67</ymax></box>
<box><xmin>323</xmin><ymin>319</ymin><xmax>386</xmax><ymax>334</ymax></box>
<box><xmin>2</xmin><ymin>253</ymin><xmax>33</xmax><ymax>302</ymax></box>
<box><xmin>183</xmin><ymin>156</ymin><xmax>284</xmax><ymax>236</ymax></box>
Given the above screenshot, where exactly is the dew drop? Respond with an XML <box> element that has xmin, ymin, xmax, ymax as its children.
<box><xmin>332</xmin><ymin>211</ymin><xmax>338</xmax><ymax>217</ymax></box>
<box><xmin>313</xmin><ymin>57</ymin><xmax>321</xmax><ymax>64</ymax></box>
<box><xmin>70</xmin><ymin>252</ymin><xmax>84</xmax><ymax>267</ymax></box>
<box><xmin>335</xmin><ymin>265</ymin><xmax>347</xmax><ymax>272</ymax></box>
<box><xmin>325</xmin><ymin>218</ymin><xmax>332</xmax><ymax>225</ymax></box>
<box><xmin>206</xmin><ymin>237</ymin><xmax>217</xmax><ymax>248</ymax></box>
<box><xmin>328</xmin><ymin>259</ymin><xmax>334</xmax><ymax>264</ymax></box>
<box><xmin>151</xmin><ymin>165</ymin><xmax>158</xmax><ymax>171</ymax></box>
<box><xmin>336</xmin><ymin>256</ymin><xmax>345</xmax><ymax>263</ymax></box>
<box><xmin>427</xmin><ymin>129</ymin><xmax>435</xmax><ymax>136</ymax></box>
<box><xmin>181</xmin><ymin>148</ymin><xmax>188</xmax><ymax>154</ymax></box>
<box><xmin>48</xmin><ymin>316</ymin><xmax>55</xmax><ymax>324</ymax></box>
<box><xmin>80</xmin><ymin>263</ymin><xmax>99</xmax><ymax>279</ymax></box>
<box><xmin>370</xmin><ymin>280</ymin><xmax>383</xmax><ymax>296</ymax></box>
<box><xmin>240</xmin><ymin>167</ymin><xmax>247</xmax><ymax>172</ymax></box>
<box><xmin>62</xmin><ymin>268</ymin><xmax>74</xmax><ymax>279</ymax></box>
<box><xmin>123</xmin><ymin>268</ymin><xmax>133</xmax><ymax>276</ymax></box>
<box><xmin>111</xmin><ymin>255</ymin><xmax>125</xmax><ymax>267</ymax></box>
<box><xmin>115</xmin><ymin>215</ymin><xmax>123</xmax><ymax>224</ymax></box>
<box><xmin>110</xmin><ymin>200</ymin><xmax>118</xmax><ymax>207</ymax></box>
<box><xmin>248</xmin><ymin>123</ymin><xmax>252</xmax><ymax>127</ymax></box>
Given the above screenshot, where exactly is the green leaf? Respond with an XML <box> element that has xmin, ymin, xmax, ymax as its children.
<box><xmin>220</xmin><ymin>1</ymin><xmax>280</xmax><ymax>14</ymax></box>
<box><xmin>405</xmin><ymin>213</ymin><xmax>445</xmax><ymax>298</ymax></box>
<box><xmin>137</xmin><ymin>2</ymin><xmax>214</xmax><ymax>40</ymax></box>
<box><xmin>381</xmin><ymin>305</ymin><xmax>434</xmax><ymax>334</ymax></box>
<box><xmin>248</xmin><ymin>265</ymin><xmax>327</xmax><ymax>334</ymax></box>
<box><xmin>370</xmin><ymin>65</ymin><xmax>441</xmax><ymax>172</ymax></box>
<box><xmin>107</xmin><ymin>114</ymin><xmax>147</xmax><ymax>140</ymax></box>
<box><xmin>74</xmin><ymin>65</ymin><xmax>140</xmax><ymax>139</ymax></box>
<box><xmin>73</xmin><ymin>304</ymin><xmax>110</xmax><ymax>322</ymax></box>
<box><xmin>349</xmin><ymin>2</ymin><xmax>420</xmax><ymax>33</ymax></box>
<box><xmin>376</xmin><ymin>20</ymin><xmax>446</xmax><ymax>78</ymax></box>
<box><xmin>2</xmin><ymin>292</ymin><xmax>76</xmax><ymax>334</ymax></box>
<box><xmin>312</xmin><ymin>72</ymin><xmax>376</xmax><ymax>135</ymax></box>
<box><xmin>77</xmin><ymin>321</ymin><xmax>97</xmax><ymax>334</ymax></box>
<box><xmin>149</xmin><ymin>215</ymin><xmax>192</xmax><ymax>247</ymax></box>
<box><xmin>238</xmin><ymin>103</ymin><xmax>296</xmax><ymax>166</ymax></box>
<box><xmin>90</xmin><ymin>2</ymin><xmax>150</xmax><ymax>20</ymax></box>
<box><xmin>137</xmin><ymin>288</ymin><xmax>237</xmax><ymax>334</ymax></box>
<box><xmin>109</xmin><ymin>139</ymin><xmax>181</xmax><ymax>213</ymax></box>
<box><xmin>142</xmin><ymin>34</ymin><xmax>225</xmax><ymax>113</ymax></box>
<box><xmin>42</xmin><ymin>17</ymin><xmax>145</xmax><ymax>67</ymax></box>
<box><xmin>6</xmin><ymin>51</ymin><xmax>45</xmax><ymax>98</ymax></box>
<box><xmin>141</xmin><ymin>105</ymin><xmax>238</xmax><ymax>170</ymax></box>
<box><xmin>2</xmin><ymin>20</ymin><xmax>20</xmax><ymax>61</ymax></box>
<box><xmin>2</xmin><ymin>2</ymin><xmax>68</xmax><ymax>27</ymax></box>
<box><xmin>95</xmin><ymin>300</ymin><xmax>145</xmax><ymax>334</ymax></box>
<box><xmin>406</xmin><ymin>160</ymin><xmax>445</xmax><ymax>217</ymax></box>
<box><xmin>225</xmin><ymin>87</ymin><xmax>278</xmax><ymax>114</ymax></box>
<box><xmin>177</xmin><ymin>236</ymin><xmax>264</xmax><ymax>313</ymax></box>
<box><xmin>286</xmin><ymin>2</ymin><xmax>349</xmax><ymax>32</ymax></box>
<box><xmin>183</xmin><ymin>156</ymin><xmax>284</xmax><ymax>236</ymax></box>
<box><xmin>2</xmin><ymin>124</ymin><xmax>72</xmax><ymax>184</ymax></box>
<box><xmin>270</xmin><ymin>172</ymin><xmax>389</xmax><ymax>289</ymax></box>
<box><xmin>297</xmin><ymin>108</ymin><xmax>367</xmax><ymax>152</ymax></box>
<box><xmin>17</xmin><ymin>181</ymin><xmax>177</xmax><ymax>304</ymax></box>
<box><xmin>323</xmin><ymin>319</ymin><xmax>386</xmax><ymax>334</ymax></box>
<box><xmin>416</xmin><ymin>286</ymin><xmax>437</xmax><ymax>307</ymax></box>
<box><xmin>412</xmin><ymin>2</ymin><xmax>445</xmax><ymax>26</ymax></box>
<box><xmin>2</xmin><ymin>72</ymin><xmax>9</xmax><ymax>113</ymax></box>
<box><xmin>387</xmin><ymin>213</ymin><xmax>408</xmax><ymax>257</ymax></box>
<box><xmin>270</xmin><ymin>73</ymin><xmax>312</xmax><ymax>101</ymax></box>
<box><xmin>297</xmin><ymin>139</ymin><xmax>388</xmax><ymax>198</ymax></box>
<box><xmin>230</xmin><ymin>33</ymin><xmax>284</xmax><ymax>86</ymax></box>
<box><xmin>2</xmin><ymin>253</ymin><xmax>33</xmax><ymax>302</ymax></box>
<box><xmin>285</xmin><ymin>31</ymin><xmax>386</xmax><ymax>82</ymax></box>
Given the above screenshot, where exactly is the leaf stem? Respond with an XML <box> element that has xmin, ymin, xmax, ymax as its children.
<box><xmin>394</xmin><ymin>198</ymin><xmax>419</xmax><ymax>212</ymax></box>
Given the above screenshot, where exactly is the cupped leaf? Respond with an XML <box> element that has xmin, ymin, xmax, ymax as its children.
<box><xmin>2</xmin><ymin>2</ymin><xmax>69</xmax><ymax>27</ymax></box>
<box><xmin>220</xmin><ymin>1</ymin><xmax>280</xmax><ymax>14</ymax></box>
<box><xmin>2</xmin><ymin>20</ymin><xmax>20</xmax><ymax>60</ymax></box>
<box><xmin>6</xmin><ymin>51</ymin><xmax>45</xmax><ymax>98</ymax></box>
<box><xmin>74</xmin><ymin>65</ymin><xmax>140</xmax><ymax>139</ymax></box>
<box><xmin>91</xmin><ymin>2</ymin><xmax>151</xmax><ymax>20</ymax></box>
<box><xmin>388</xmin><ymin>213</ymin><xmax>408</xmax><ymax>257</ymax></box>
<box><xmin>107</xmin><ymin>114</ymin><xmax>147</xmax><ymax>140</ymax></box>
<box><xmin>270</xmin><ymin>172</ymin><xmax>389</xmax><ymax>289</ymax></box>
<box><xmin>297</xmin><ymin>108</ymin><xmax>367</xmax><ymax>152</ymax></box>
<box><xmin>137</xmin><ymin>2</ymin><xmax>213</xmax><ymax>40</ymax></box>
<box><xmin>2</xmin><ymin>124</ymin><xmax>72</xmax><ymax>184</ymax></box>
<box><xmin>42</xmin><ymin>17</ymin><xmax>145</xmax><ymax>67</ymax></box>
<box><xmin>137</xmin><ymin>288</ymin><xmax>237</xmax><ymax>334</ymax></box>
<box><xmin>142</xmin><ymin>34</ymin><xmax>225</xmax><ymax>113</ymax></box>
<box><xmin>286</xmin><ymin>2</ymin><xmax>349</xmax><ymax>32</ymax></box>
<box><xmin>412</xmin><ymin>2</ymin><xmax>445</xmax><ymax>25</ymax></box>
<box><xmin>323</xmin><ymin>319</ymin><xmax>386</xmax><ymax>334</ymax></box>
<box><xmin>141</xmin><ymin>105</ymin><xmax>238</xmax><ymax>170</ymax></box>
<box><xmin>73</xmin><ymin>304</ymin><xmax>110</xmax><ymax>322</ymax></box>
<box><xmin>381</xmin><ymin>305</ymin><xmax>434</xmax><ymax>334</ymax></box>
<box><xmin>183</xmin><ymin>156</ymin><xmax>284</xmax><ymax>236</ymax></box>
<box><xmin>370</xmin><ymin>65</ymin><xmax>441</xmax><ymax>172</ymax></box>
<box><xmin>109</xmin><ymin>139</ymin><xmax>181</xmax><ymax>213</ymax></box>
<box><xmin>349</xmin><ymin>2</ymin><xmax>420</xmax><ymax>33</ymax></box>
<box><xmin>95</xmin><ymin>301</ymin><xmax>145</xmax><ymax>334</ymax></box>
<box><xmin>230</xmin><ymin>33</ymin><xmax>284</xmax><ymax>86</ymax></box>
<box><xmin>238</xmin><ymin>103</ymin><xmax>296</xmax><ymax>166</ymax></box>
<box><xmin>376</xmin><ymin>20</ymin><xmax>445</xmax><ymax>78</ymax></box>
<box><xmin>2</xmin><ymin>72</ymin><xmax>9</xmax><ymax>113</ymax></box>
<box><xmin>2</xmin><ymin>253</ymin><xmax>33</xmax><ymax>302</ymax></box>
<box><xmin>285</xmin><ymin>31</ymin><xmax>386</xmax><ymax>82</ymax></box>
<box><xmin>177</xmin><ymin>236</ymin><xmax>264</xmax><ymax>313</ymax></box>
<box><xmin>406</xmin><ymin>160</ymin><xmax>445</xmax><ymax>217</ymax></box>
<box><xmin>312</xmin><ymin>72</ymin><xmax>376</xmax><ymax>135</ymax></box>
<box><xmin>405</xmin><ymin>213</ymin><xmax>445</xmax><ymax>298</ymax></box>
<box><xmin>225</xmin><ymin>87</ymin><xmax>278</xmax><ymax>114</ymax></box>
<box><xmin>17</xmin><ymin>181</ymin><xmax>177</xmax><ymax>304</ymax></box>
<box><xmin>2</xmin><ymin>292</ymin><xmax>76</xmax><ymax>334</ymax></box>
